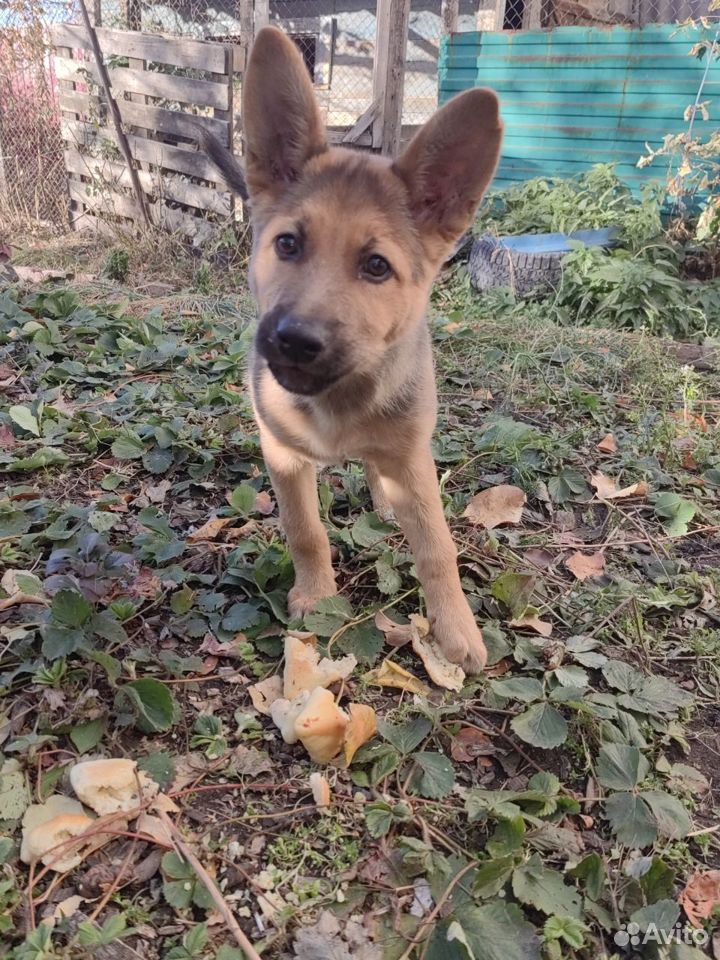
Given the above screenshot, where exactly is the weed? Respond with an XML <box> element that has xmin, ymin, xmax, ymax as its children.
<box><xmin>103</xmin><ymin>247</ymin><xmax>130</xmax><ymax>282</ymax></box>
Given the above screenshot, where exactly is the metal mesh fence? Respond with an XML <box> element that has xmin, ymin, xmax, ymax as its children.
<box><xmin>0</xmin><ymin>0</ymin><xmax>79</xmax><ymax>233</ymax></box>
<box><xmin>499</xmin><ymin>0</ymin><xmax>717</xmax><ymax>31</ymax></box>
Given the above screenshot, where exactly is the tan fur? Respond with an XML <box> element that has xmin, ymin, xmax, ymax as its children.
<box><xmin>240</xmin><ymin>27</ymin><xmax>503</xmax><ymax>672</ymax></box>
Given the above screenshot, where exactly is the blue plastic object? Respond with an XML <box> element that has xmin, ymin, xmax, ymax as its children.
<box><xmin>499</xmin><ymin>227</ymin><xmax>620</xmax><ymax>254</ymax></box>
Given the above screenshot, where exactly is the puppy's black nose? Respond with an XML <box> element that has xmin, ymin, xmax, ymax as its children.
<box><xmin>275</xmin><ymin>315</ymin><xmax>324</xmax><ymax>364</ymax></box>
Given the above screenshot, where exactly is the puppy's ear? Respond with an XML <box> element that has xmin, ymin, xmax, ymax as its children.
<box><xmin>243</xmin><ymin>27</ymin><xmax>327</xmax><ymax>201</ymax></box>
<box><xmin>393</xmin><ymin>89</ymin><xmax>502</xmax><ymax>247</ymax></box>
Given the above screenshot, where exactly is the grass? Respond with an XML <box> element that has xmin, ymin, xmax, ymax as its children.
<box><xmin>0</xmin><ymin>223</ymin><xmax>719</xmax><ymax>960</ymax></box>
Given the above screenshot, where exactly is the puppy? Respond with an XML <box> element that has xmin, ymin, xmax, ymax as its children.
<box><xmin>209</xmin><ymin>27</ymin><xmax>502</xmax><ymax>671</ymax></box>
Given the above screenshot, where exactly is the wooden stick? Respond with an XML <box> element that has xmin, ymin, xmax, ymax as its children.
<box><xmin>76</xmin><ymin>0</ymin><xmax>152</xmax><ymax>226</ymax></box>
<box><xmin>157</xmin><ymin>810</ymin><xmax>263</xmax><ymax>960</ymax></box>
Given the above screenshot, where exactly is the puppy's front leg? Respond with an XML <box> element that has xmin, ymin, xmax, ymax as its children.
<box><xmin>260</xmin><ymin>429</ymin><xmax>336</xmax><ymax>618</ymax></box>
<box><xmin>373</xmin><ymin>446</ymin><xmax>487</xmax><ymax>673</ymax></box>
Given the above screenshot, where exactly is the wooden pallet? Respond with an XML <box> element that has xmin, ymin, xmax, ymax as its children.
<box><xmin>50</xmin><ymin>23</ymin><xmax>237</xmax><ymax>240</ymax></box>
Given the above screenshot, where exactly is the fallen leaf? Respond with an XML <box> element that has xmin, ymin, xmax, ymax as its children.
<box><xmin>136</xmin><ymin>813</ymin><xmax>174</xmax><ymax>847</ymax></box>
<box><xmin>248</xmin><ymin>674</ymin><xmax>284</xmax><ymax>715</ymax></box>
<box><xmin>565</xmin><ymin>551</ymin><xmax>606</xmax><ymax>581</ymax></box>
<box><xmin>255</xmin><ymin>491</ymin><xmax>275</xmax><ymax>515</ymax></box>
<box><xmin>343</xmin><ymin>702</ymin><xmax>377</xmax><ymax>765</ymax></box>
<box><xmin>149</xmin><ymin>792</ymin><xmax>180</xmax><ymax>814</ymax></box>
<box><xmin>198</xmin><ymin>633</ymin><xmax>244</xmax><ymax>659</ymax></box>
<box><xmin>524</xmin><ymin>547</ymin><xmax>554</xmax><ymax>570</ymax></box>
<box><xmin>591</xmin><ymin>472</ymin><xmax>649</xmax><ymax>501</ymax></box>
<box><xmin>227</xmin><ymin>745</ymin><xmax>274</xmax><ymax>779</ymax></box>
<box><xmin>309</xmin><ymin>772</ymin><xmax>331</xmax><ymax>807</ymax></box>
<box><xmin>412</xmin><ymin>630</ymin><xmax>465</xmax><ymax>692</ymax></box>
<box><xmin>463</xmin><ymin>484</ymin><xmax>526</xmax><ymax>530</ymax></box>
<box><xmin>680</xmin><ymin>871</ymin><xmax>720</xmax><ymax>928</ymax></box>
<box><xmin>374</xmin><ymin>610</ymin><xmax>415</xmax><ymax>648</ymax></box>
<box><xmin>53</xmin><ymin>895</ymin><xmax>85</xmax><ymax>919</ymax></box>
<box><xmin>451</xmin><ymin>727</ymin><xmax>495</xmax><ymax>762</ymax></box>
<box><xmin>485</xmin><ymin>657</ymin><xmax>512</xmax><ymax>678</ymax></box>
<box><xmin>170</xmin><ymin>752</ymin><xmax>213</xmax><ymax>790</ymax></box>
<box><xmin>597</xmin><ymin>433</ymin><xmax>617</xmax><ymax>454</ymax></box>
<box><xmin>509</xmin><ymin>607</ymin><xmax>553</xmax><ymax>637</ymax></box>
<box><xmin>670</xmin><ymin>409</ymin><xmax>708</xmax><ymax>433</ymax></box>
<box><xmin>364</xmin><ymin>659</ymin><xmax>430</xmax><ymax>696</ymax></box>
<box><xmin>0</xmin><ymin>424</ymin><xmax>17</xmax><ymax>451</ymax></box>
<box><xmin>129</xmin><ymin>567</ymin><xmax>163</xmax><ymax>599</ymax></box>
<box><xmin>187</xmin><ymin>516</ymin><xmax>234</xmax><ymax>543</ymax></box>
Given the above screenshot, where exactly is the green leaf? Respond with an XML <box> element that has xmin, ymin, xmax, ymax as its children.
<box><xmin>604</xmin><ymin>791</ymin><xmax>658</xmax><ymax>847</ymax></box>
<box><xmin>473</xmin><ymin>856</ymin><xmax>517</xmax><ymax>899</ymax></box>
<box><xmin>51</xmin><ymin>589</ymin><xmax>92</xmax><ymax>627</ymax></box>
<box><xmin>491</xmin><ymin>572</ymin><xmax>535</xmax><ymax>617</ymax></box>
<box><xmin>641</xmin><ymin>790</ymin><xmax>692</xmax><ymax>840</ymax></box>
<box><xmin>9</xmin><ymin>405</ymin><xmax>40</xmax><ymax>436</ymax></box>
<box><xmin>630</xmin><ymin>899</ymin><xmax>680</xmax><ymax>935</ymax></box>
<box><xmin>569</xmin><ymin>853</ymin><xmax>605</xmax><ymax>901</ymax></box>
<box><xmin>490</xmin><ymin>676</ymin><xmax>543</xmax><ymax>703</ymax></box>
<box><xmin>0</xmin><ymin>762</ymin><xmax>30</xmax><ymax>820</ymax></box>
<box><xmin>229</xmin><ymin>482</ymin><xmax>257</xmax><ymax>515</ymax></box>
<box><xmin>543</xmin><ymin>916</ymin><xmax>587</xmax><ymax>949</ymax></box>
<box><xmin>111</xmin><ymin>430</ymin><xmax>146</xmax><ymax>460</ymax></box>
<box><xmin>412</xmin><ymin>751</ymin><xmax>455</xmax><ymax>800</ymax></box>
<box><xmin>553</xmin><ymin>664</ymin><xmax>589</xmax><ymax>688</ymax></box>
<box><xmin>0</xmin><ymin>509</ymin><xmax>31</xmax><ymax>537</ymax></box>
<box><xmin>597</xmin><ymin>744</ymin><xmax>649</xmax><ymax>790</ymax></box>
<box><xmin>161</xmin><ymin>851</ymin><xmax>214</xmax><ymax>910</ymax></box>
<box><xmin>138</xmin><ymin>751</ymin><xmax>176</xmax><ymax>790</ymax></box>
<box><xmin>512</xmin><ymin>854</ymin><xmax>581</xmax><ymax>918</ymax></box>
<box><xmin>336</xmin><ymin>621</ymin><xmax>384</xmax><ymax>664</ymax></box>
<box><xmin>41</xmin><ymin>625</ymin><xmax>86</xmax><ymax>659</ymax></box>
<box><xmin>116</xmin><ymin>678</ymin><xmax>178</xmax><ymax>733</ymax></box>
<box><xmin>5</xmin><ymin>448</ymin><xmax>68</xmax><ymax>472</ymax></box>
<box><xmin>377</xmin><ymin>716</ymin><xmax>431</xmax><ymax>754</ymax></box>
<box><xmin>483</xmin><ymin>622</ymin><xmax>512</xmax><ymax>665</ymax></box>
<box><xmin>70</xmin><ymin>718</ymin><xmax>105</xmax><ymax>754</ymax></box>
<box><xmin>602</xmin><ymin>659</ymin><xmax>643</xmax><ymax>693</ymax></box>
<box><xmin>143</xmin><ymin>446</ymin><xmax>174</xmax><ymax>474</ymax></box>
<box><xmin>653</xmin><ymin>492</ymin><xmax>696</xmax><ymax>536</ymax></box>
<box><xmin>365</xmin><ymin>802</ymin><xmax>394</xmax><ymax>838</ymax></box>
<box><xmin>351</xmin><ymin>511</ymin><xmax>395</xmax><ymax>548</ymax></box>
<box><xmin>170</xmin><ymin>587</ymin><xmax>194</xmax><ymax>615</ymax></box>
<box><xmin>487</xmin><ymin>816</ymin><xmax>525</xmax><ymax>857</ymax></box>
<box><xmin>446</xmin><ymin>901</ymin><xmax>542</xmax><ymax>960</ymax></box>
<box><xmin>375</xmin><ymin>554</ymin><xmax>402</xmax><ymax>595</ymax></box>
<box><xmin>511</xmin><ymin>702</ymin><xmax>567</xmax><ymax>749</ymax></box>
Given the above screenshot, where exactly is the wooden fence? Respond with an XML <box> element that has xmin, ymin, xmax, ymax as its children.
<box><xmin>51</xmin><ymin>24</ymin><xmax>235</xmax><ymax>239</ymax></box>
<box><xmin>439</xmin><ymin>24</ymin><xmax>716</xmax><ymax>192</ymax></box>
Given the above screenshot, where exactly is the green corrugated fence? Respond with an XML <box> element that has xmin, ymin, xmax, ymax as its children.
<box><xmin>438</xmin><ymin>24</ymin><xmax>718</xmax><ymax>192</ymax></box>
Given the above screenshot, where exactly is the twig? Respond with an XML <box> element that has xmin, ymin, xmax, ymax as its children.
<box><xmin>76</xmin><ymin>0</ymin><xmax>151</xmax><ymax>226</ymax></box>
<box><xmin>398</xmin><ymin>860</ymin><xmax>478</xmax><ymax>959</ymax></box>
<box><xmin>157</xmin><ymin>810</ymin><xmax>263</xmax><ymax>960</ymax></box>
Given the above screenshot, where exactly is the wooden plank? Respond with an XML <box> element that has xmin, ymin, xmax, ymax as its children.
<box><xmin>60</xmin><ymin>118</ymin><xmax>231</xmax><ymax>187</ymax></box>
<box><xmin>117</xmin><ymin>99</ymin><xmax>230</xmax><ymax>144</ymax></box>
<box><xmin>254</xmin><ymin>0</ymin><xmax>270</xmax><ymax>32</ymax></box>
<box><xmin>64</xmin><ymin>147</ymin><xmax>232</xmax><ymax>215</ymax></box>
<box><xmin>55</xmin><ymin>56</ymin><xmax>230</xmax><ymax>110</ymax></box>
<box><xmin>372</xmin><ymin>0</ymin><xmax>412</xmax><ymax>155</ymax></box>
<box><xmin>441</xmin><ymin>0</ymin><xmax>459</xmax><ymax>35</ymax></box>
<box><xmin>50</xmin><ymin>23</ymin><xmax>229</xmax><ymax>73</ymax></box>
<box><xmin>68</xmin><ymin>178</ymin><xmax>140</xmax><ymax>219</ymax></box>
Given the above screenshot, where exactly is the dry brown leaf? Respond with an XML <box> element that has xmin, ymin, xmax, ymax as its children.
<box><xmin>198</xmin><ymin>633</ymin><xmax>244</xmax><ymax>659</ymax></box>
<box><xmin>283</xmin><ymin>635</ymin><xmax>356</xmax><ymax>700</ymax></box>
<box><xmin>364</xmin><ymin>659</ymin><xmax>430</xmax><ymax>696</ymax></box>
<box><xmin>565</xmin><ymin>551</ymin><xmax>606</xmax><ymax>581</ymax></box>
<box><xmin>248</xmin><ymin>674</ymin><xmax>284</xmax><ymax>715</ymax></box>
<box><xmin>411</xmin><ymin>630</ymin><xmax>465</xmax><ymax>692</ymax></box>
<box><xmin>52</xmin><ymin>895</ymin><xmax>85</xmax><ymax>920</ymax></box>
<box><xmin>343</xmin><ymin>703</ymin><xmax>377</xmax><ymax>765</ymax></box>
<box><xmin>524</xmin><ymin>547</ymin><xmax>554</xmax><ymax>570</ymax></box>
<box><xmin>509</xmin><ymin>608</ymin><xmax>553</xmax><ymax>637</ymax></box>
<box><xmin>255</xmin><ymin>491</ymin><xmax>275</xmax><ymax>515</ymax></box>
<box><xmin>309</xmin><ymin>772</ymin><xmax>331</xmax><ymax>807</ymax></box>
<box><xmin>463</xmin><ymin>484</ymin><xmax>526</xmax><ymax>530</ymax></box>
<box><xmin>451</xmin><ymin>727</ymin><xmax>495</xmax><ymax>762</ymax></box>
<box><xmin>680</xmin><ymin>870</ymin><xmax>720</xmax><ymax>928</ymax></box>
<box><xmin>187</xmin><ymin>516</ymin><xmax>235</xmax><ymax>543</ymax></box>
<box><xmin>136</xmin><ymin>812</ymin><xmax>174</xmax><ymax>847</ymax></box>
<box><xmin>0</xmin><ymin>424</ymin><xmax>17</xmax><ymax>451</ymax></box>
<box><xmin>485</xmin><ymin>657</ymin><xmax>512</xmax><ymax>678</ymax></box>
<box><xmin>591</xmin><ymin>472</ymin><xmax>649</xmax><ymax>501</ymax></box>
<box><xmin>374</xmin><ymin>610</ymin><xmax>416</xmax><ymax>648</ymax></box>
<box><xmin>596</xmin><ymin>433</ymin><xmax>618</xmax><ymax>454</ymax></box>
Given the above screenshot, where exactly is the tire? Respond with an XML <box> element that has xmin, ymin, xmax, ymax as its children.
<box><xmin>468</xmin><ymin>235</ymin><xmax>565</xmax><ymax>298</ymax></box>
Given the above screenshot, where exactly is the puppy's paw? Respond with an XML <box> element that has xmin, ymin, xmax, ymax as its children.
<box><xmin>431</xmin><ymin>608</ymin><xmax>487</xmax><ymax>675</ymax></box>
<box><xmin>288</xmin><ymin>577</ymin><xmax>337</xmax><ymax>620</ymax></box>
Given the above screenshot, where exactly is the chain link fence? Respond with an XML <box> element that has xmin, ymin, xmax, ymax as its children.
<box><xmin>500</xmin><ymin>0</ymin><xmax>717</xmax><ymax>31</ymax></box>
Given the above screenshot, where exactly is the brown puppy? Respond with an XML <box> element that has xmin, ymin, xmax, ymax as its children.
<box><xmin>224</xmin><ymin>27</ymin><xmax>502</xmax><ymax>671</ymax></box>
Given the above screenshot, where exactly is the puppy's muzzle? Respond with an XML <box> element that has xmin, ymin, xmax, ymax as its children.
<box><xmin>256</xmin><ymin>310</ymin><xmax>342</xmax><ymax>396</ymax></box>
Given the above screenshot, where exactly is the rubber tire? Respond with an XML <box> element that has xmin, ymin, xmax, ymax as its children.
<box><xmin>468</xmin><ymin>235</ymin><xmax>565</xmax><ymax>298</ymax></box>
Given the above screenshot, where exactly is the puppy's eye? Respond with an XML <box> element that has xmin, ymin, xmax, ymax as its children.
<box><xmin>275</xmin><ymin>233</ymin><xmax>300</xmax><ymax>259</ymax></box>
<box><xmin>362</xmin><ymin>254</ymin><xmax>392</xmax><ymax>282</ymax></box>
